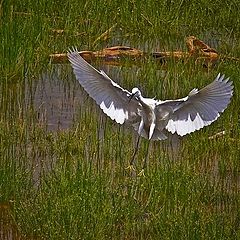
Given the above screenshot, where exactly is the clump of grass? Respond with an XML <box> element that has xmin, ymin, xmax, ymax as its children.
<box><xmin>1</xmin><ymin>0</ymin><xmax>240</xmax><ymax>239</ymax></box>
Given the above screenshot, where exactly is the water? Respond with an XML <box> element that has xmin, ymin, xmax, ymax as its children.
<box><xmin>33</xmin><ymin>63</ymin><xmax>127</xmax><ymax>131</ymax></box>
<box><xmin>33</xmin><ymin>64</ymin><xmax>84</xmax><ymax>131</ymax></box>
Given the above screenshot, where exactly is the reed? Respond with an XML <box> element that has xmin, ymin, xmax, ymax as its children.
<box><xmin>1</xmin><ymin>0</ymin><xmax>240</xmax><ymax>239</ymax></box>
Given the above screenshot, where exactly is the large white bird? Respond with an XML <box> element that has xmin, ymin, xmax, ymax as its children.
<box><xmin>68</xmin><ymin>49</ymin><xmax>233</xmax><ymax>170</ymax></box>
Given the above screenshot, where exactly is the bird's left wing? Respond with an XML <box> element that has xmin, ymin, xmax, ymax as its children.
<box><xmin>68</xmin><ymin>49</ymin><xmax>141</xmax><ymax>124</ymax></box>
<box><xmin>160</xmin><ymin>74</ymin><xmax>233</xmax><ymax>136</ymax></box>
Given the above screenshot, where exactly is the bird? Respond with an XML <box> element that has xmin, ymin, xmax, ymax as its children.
<box><xmin>68</xmin><ymin>48</ymin><xmax>233</xmax><ymax>173</ymax></box>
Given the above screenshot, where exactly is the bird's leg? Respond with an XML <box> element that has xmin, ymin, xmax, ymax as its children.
<box><xmin>131</xmin><ymin>135</ymin><xmax>141</xmax><ymax>165</ymax></box>
<box><xmin>126</xmin><ymin>135</ymin><xmax>141</xmax><ymax>171</ymax></box>
<box><xmin>138</xmin><ymin>140</ymin><xmax>151</xmax><ymax>176</ymax></box>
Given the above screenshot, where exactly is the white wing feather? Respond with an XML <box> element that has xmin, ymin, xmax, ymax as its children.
<box><xmin>68</xmin><ymin>49</ymin><xmax>141</xmax><ymax>124</ymax></box>
<box><xmin>164</xmin><ymin>74</ymin><xmax>233</xmax><ymax>136</ymax></box>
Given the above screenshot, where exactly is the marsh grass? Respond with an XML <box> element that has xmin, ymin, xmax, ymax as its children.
<box><xmin>1</xmin><ymin>0</ymin><xmax>240</xmax><ymax>239</ymax></box>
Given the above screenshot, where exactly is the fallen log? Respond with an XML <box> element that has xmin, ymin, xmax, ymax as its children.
<box><xmin>50</xmin><ymin>36</ymin><xmax>239</xmax><ymax>66</ymax></box>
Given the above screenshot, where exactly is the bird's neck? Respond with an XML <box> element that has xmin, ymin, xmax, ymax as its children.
<box><xmin>138</xmin><ymin>97</ymin><xmax>156</xmax><ymax>139</ymax></box>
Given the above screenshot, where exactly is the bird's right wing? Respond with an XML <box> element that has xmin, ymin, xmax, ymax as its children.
<box><xmin>68</xmin><ymin>49</ymin><xmax>141</xmax><ymax>124</ymax></box>
<box><xmin>161</xmin><ymin>74</ymin><xmax>233</xmax><ymax>136</ymax></box>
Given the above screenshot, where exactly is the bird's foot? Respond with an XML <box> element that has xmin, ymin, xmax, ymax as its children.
<box><xmin>125</xmin><ymin>164</ymin><xmax>136</xmax><ymax>172</ymax></box>
<box><xmin>138</xmin><ymin>169</ymin><xmax>145</xmax><ymax>177</ymax></box>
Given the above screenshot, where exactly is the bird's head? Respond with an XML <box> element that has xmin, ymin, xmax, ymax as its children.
<box><xmin>129</xmin><ymin>87</ymin><xmax>141</xmax><ymax>102</ymax></box>
<box><xmin>131</xmin><ymin>87</ymin><xmax>141</xmax><ymax>96</ymax></box>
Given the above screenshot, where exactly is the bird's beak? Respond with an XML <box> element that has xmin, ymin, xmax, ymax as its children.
<box><xmin>129</xmin><ymin>92</ymin><xmax>137</xmax><ymax>103</ymax></box>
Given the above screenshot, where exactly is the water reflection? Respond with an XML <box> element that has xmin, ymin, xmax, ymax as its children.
<box><xmin>34</xmin><ymin>64</ymin><xmax>84</xmax><ymax>131</ymax></box>
<box><xmin>34</xmin><ymin>63</ymin><xmax>127</xmax><ymax>131</ymax></box>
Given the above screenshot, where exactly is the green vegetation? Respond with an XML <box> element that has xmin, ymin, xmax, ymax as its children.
<box><xmin>1</xmin><ymin>0</ymin><xmax>240</xmax><ymax>239</ymax></box>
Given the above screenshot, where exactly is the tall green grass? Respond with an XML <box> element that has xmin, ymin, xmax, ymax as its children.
<box><xmin>1</xmin><ymin>0</ymin><xmax>240</xmax><ymax>239</ymax></box>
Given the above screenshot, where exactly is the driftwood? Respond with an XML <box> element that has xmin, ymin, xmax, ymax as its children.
<box><xmin>50</xmin><ymin>36</ymin><xmax>239</xmax><ymax>66</ymax></box>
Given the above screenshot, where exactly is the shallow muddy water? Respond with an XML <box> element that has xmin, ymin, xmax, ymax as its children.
<box><xmin>33</xmin><ymin>64</ymin><xmax>84</xmax><ymax>131</ymax></box>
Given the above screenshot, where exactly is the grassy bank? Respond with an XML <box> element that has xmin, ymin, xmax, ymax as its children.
<box><xmin>1</xmin><ymin>0</ymin><xmax>240</xmax><ymax>239</ymax></box>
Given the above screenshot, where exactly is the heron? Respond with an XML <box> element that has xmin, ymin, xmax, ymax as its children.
<box><xmin>68</xmin><ymin>49</ymin><xmax>233</xmax><ymax>173</ymax></box>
